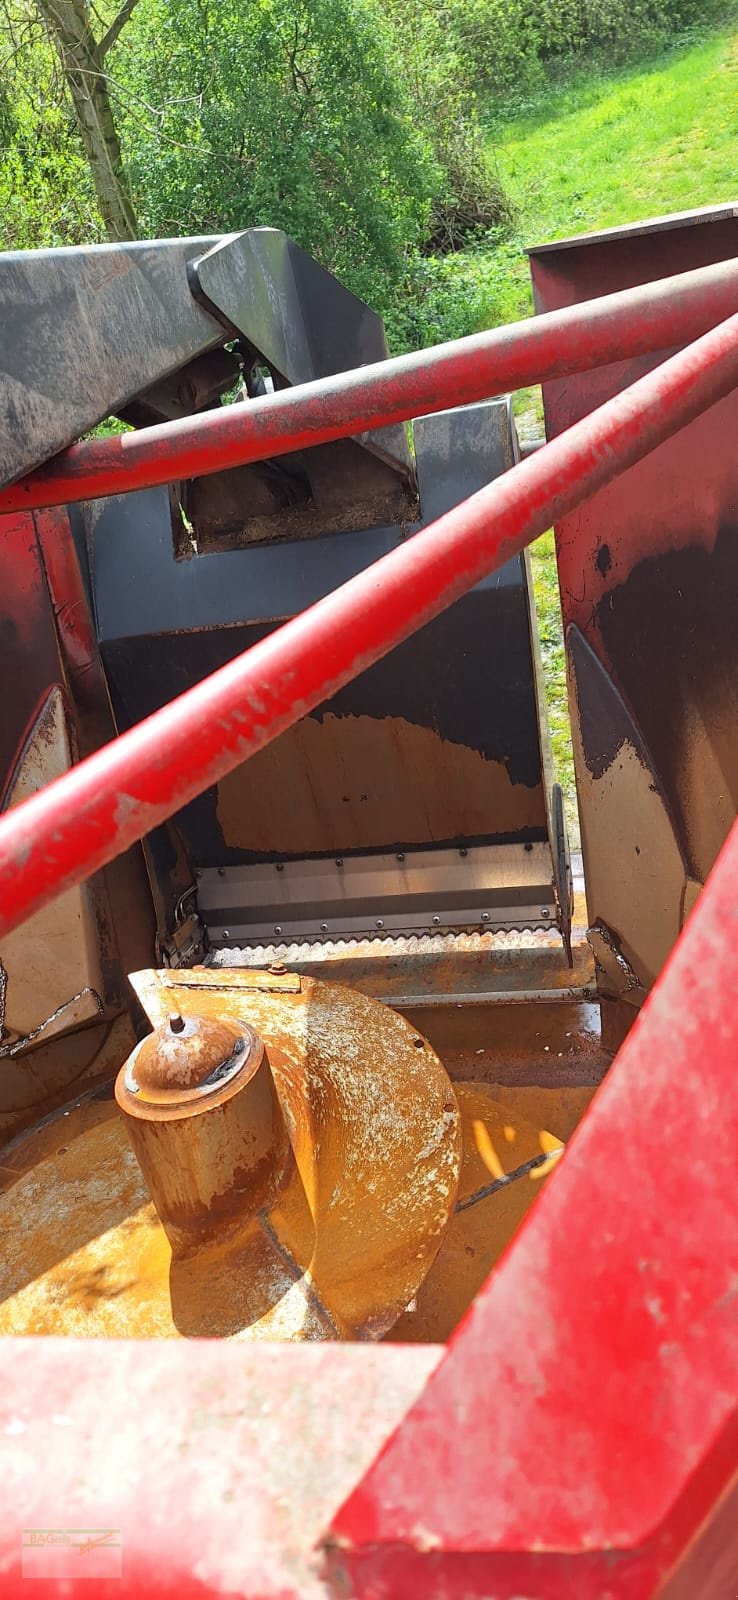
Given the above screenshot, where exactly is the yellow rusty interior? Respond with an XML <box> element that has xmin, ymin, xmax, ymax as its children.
<box><xmin>0</xmin><ymin>895</ymin><xmax>606</xmax><ymax>1345</ymax></box>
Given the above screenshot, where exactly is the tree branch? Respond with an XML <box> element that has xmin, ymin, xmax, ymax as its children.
<box><xmin>97</xmin><ymin>0</ymin><xmax>141</xmax><ymax>60</ymax></box>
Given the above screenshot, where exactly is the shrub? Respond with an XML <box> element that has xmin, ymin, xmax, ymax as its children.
<box><xmin>384</xmin><ymin>236</ymin><xmax>526</xmax><ymax>351</ymax></box>
<box><xmin>383</xmin><ymin>0</ymin><xmax>512</xmax><ymax>253</ymax></box>
<box><xmin>114</xmin><ymin>0</ymin><xmax>492</xmax><ymax>310</ymax></box>
<box><xmin>425</xmin><ymin>0</ymin><xmax>727</xmax><ymax>100</ymax></box>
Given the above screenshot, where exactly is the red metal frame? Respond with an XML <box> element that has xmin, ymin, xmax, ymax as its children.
<box><xmin>2</xmin><ymin>255</ymin><xmax>738</xmax><ymax>512</ymax></box>
<box><xmin>2</xmin><ymin>263</ymin><xmax>738</xmax><ymax>1598</ymax></box>
<box><xmin>2</xmin><ymin>816</ymin><xmax>737</xmax><ymax>1597</ymax></box>
<box><xmin>1</xmin><ymin>307</ymin><xmax>738</xmax><ymax>942</ymax></box>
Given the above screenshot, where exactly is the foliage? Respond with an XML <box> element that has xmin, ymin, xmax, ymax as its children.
<box><xmin>384</xmin><ymin>235</ymin><xmax>526</xmax><ymax>350</ymax></box>
<box><xmin>395</xmin><ymin>9</ymin><xmax>738</xmax><ymax>351</ymax></box>
<box><xmin>111</xmin><ymin>0</ymin><xmax>443</xmax><ymax>307</ymax></box>
<box><xmin>382</xmin><ymin>0</ymin><xmax>511</xmax><ymax>254</ymax></box>
<box><xmin>7</xmin><ymin>0</ymin><xmax>728</xmax><ymax>347</ymax></box>
<box><xmin>1</xmin><ymin>0</ymin><xmax>505</xmax><ymax>306</ymax></box>
<box><xmin>403</xmin><ymin>0</ymin><xmax>729</xmax><ymax>104</ymax></box>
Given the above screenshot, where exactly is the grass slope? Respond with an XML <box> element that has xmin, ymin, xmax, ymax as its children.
<box><xmin>482</xmin><ymin>12</ymin><xmax>738</xmax><ymax>839</ymax></box>
<box><xmin>493</xmin><ymin>18</ymin><xmax>738</xmax><ymax>255</ymax></box>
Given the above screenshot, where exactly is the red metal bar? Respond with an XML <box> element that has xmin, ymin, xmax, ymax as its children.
<box><xmin>327</xmin><ymin>812</ymin><xmax>738</xmax><ymax>1599</ymax></box>
<box><xmin>1</xmin><ymin>310</ymin><xmax>738</xmax><ymax>941</ymax></box>
<box><xmin>3</xmin><ymin>257</ymin><xmax>738</xmax><ymax>511</ymax></box>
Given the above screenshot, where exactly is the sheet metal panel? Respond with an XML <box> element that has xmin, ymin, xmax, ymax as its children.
<box><xmin>529</xmin><ymin>206</ymin><xmax>738</xmax><ymax>1028</ymax></box>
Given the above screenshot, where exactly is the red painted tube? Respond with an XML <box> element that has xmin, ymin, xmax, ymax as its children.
<box><xmin>1</xmin><ymin>310</ymin><xmax>738</xmax><ymax>940</ymax></box>
<box><xmin>3</xmin><ymin>257</ymin><xmax>738</xmax><ymax>511</ymax></box>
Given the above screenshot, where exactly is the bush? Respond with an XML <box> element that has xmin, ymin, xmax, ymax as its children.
<box><xmin>384</xmin><ymin>236</ymin><xmax>526</xmax><ymax>351</ymax></box>
<box><xmin>2</xmin><ymin>0</ymin><xmax>513</xmax><ymax>344</ymax></box>
<box><xmin>536</xmin><ymin>0</ymin><xmax>726</xmax><ymax>64</ymax></box>
<box><xmin>442</xmin><ymin>0</ymin><xmax>544</xmax><ymax>100</ymax></box>
<box><xmin>113</xmin><ymin>0</ymin><xmax>501</xmax><ymax>311</ymax></box>
<box><xmin>425</xmin><ymin>0</ymin><xmax>727</xmax><ymax>100</ymax></box>
<box><xmin>383</xmin><ymin>0</ymin><xmax>512</xmax><ymax>252</ymax></box>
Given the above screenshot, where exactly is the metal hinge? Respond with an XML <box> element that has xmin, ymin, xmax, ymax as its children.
<box><xmin>157</xmin><ymin>887</ymin><xmax>206</xmax><ymax>969</ymax></box>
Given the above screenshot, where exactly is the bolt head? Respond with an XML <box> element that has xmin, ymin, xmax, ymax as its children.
<box><xmin>274</xmin><ymin>925</ymin><xmax>283</xmax><ymax>936</ymax></box>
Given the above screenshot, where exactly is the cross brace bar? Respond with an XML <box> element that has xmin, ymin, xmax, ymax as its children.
<box><xmin>1</xmin><ymin>257</ymin><xmax>738</xmax><ymax>510</ymax></box>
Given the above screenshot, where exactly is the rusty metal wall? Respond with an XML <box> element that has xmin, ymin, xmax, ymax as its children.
<box><xmin>529</xmin><ymin>206</ymin><xmax>738</xmax><ymax>1040</ymax></box>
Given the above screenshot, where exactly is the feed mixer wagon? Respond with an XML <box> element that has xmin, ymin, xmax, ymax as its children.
<box><xmin>0</xmin><ymin>203</ymin><xmax>737</xmax><ymax>1597</ymax></box>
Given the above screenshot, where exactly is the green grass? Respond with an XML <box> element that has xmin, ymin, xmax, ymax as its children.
<box><xmin>472</xmin><ymin>10</ymin><xmax>738</xmax><ymax>843</ymax></box>
<box><xmin>491</xmin><ymin>18</ymin><xmax>738</xmax><ymax>251</ymax></box>
<box><xmin>529</xmin><ymin>531</ymin><xmax>576</xmax><ymax>835</ymax></box>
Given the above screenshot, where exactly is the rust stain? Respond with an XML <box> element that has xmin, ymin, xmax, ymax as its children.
<box><xmin>572</xmin><ymin>737</ymin><xmax>684</xmax><ymax>990</ymax></box>
<box><xmin>1</xmin><ymin>687</ymin><xmax>105</xmax><ymax>1042</ymax></box>
<box><xmin>216</xmin><ymin>712</ymin><xmax>545</xmax><ymax>853</ymax></box>
<box><xmin>117</xmin><ymin>1017</ymin><xmax>292</xmax><ymax>1255</ymax></box>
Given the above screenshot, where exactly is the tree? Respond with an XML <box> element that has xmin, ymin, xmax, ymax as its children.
<box><xmin>112</xmin><ymin>0</ymin><xmax>444</xmax><ymax>305</ymax></box>
<box><xmin>1</xmin><ymin>0</ymin><xmax>513</xmax><ymax>347</ymax></box>
<box><xmin>34</xmin><ymin>0</ymin><xmax>139</xmax><ymax>238</ymax></box>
